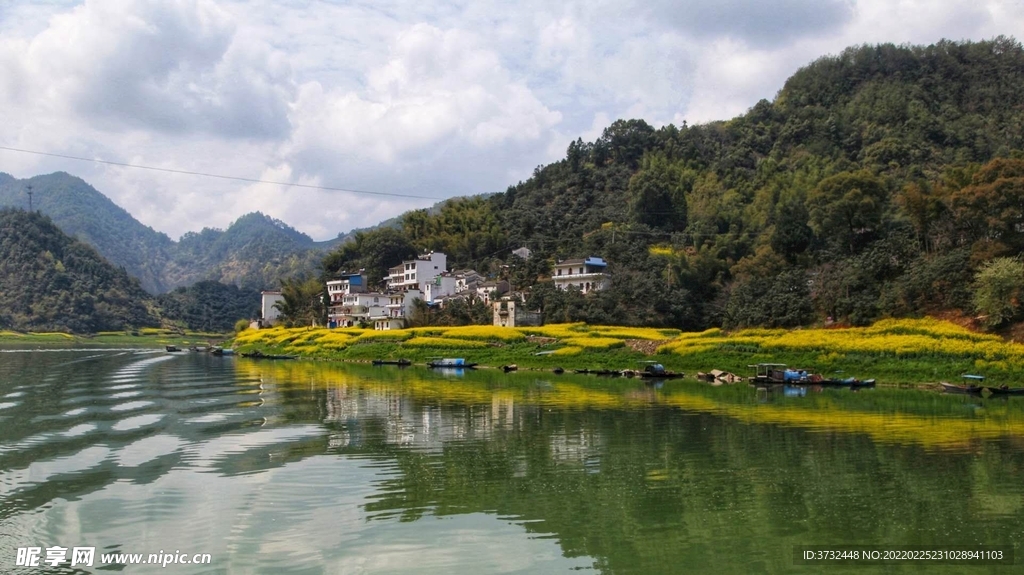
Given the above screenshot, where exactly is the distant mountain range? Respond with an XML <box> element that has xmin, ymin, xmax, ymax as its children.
<box><xmin>0</xmin><ymin>172</ymin><xmax>348</xmax><ymax>293</ymax></box>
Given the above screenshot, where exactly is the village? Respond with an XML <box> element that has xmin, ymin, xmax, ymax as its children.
<box><xmin>258</xmin><ymin>250</ymin><xmax>612</xmax><ymax>330</ymax></box>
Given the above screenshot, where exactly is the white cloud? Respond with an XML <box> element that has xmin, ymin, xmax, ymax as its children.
<box><xmin>1</xmin><ymin>0</ymin><xmax>1023</xmax><ymax>240</ymax></box>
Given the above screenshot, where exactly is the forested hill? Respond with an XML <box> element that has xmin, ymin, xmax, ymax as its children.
<box><xmin>320</xmin><ymin>37</ymin><xmax>1024</xmax><ymax>330</ymax></box>
<box><xmin>0</xmin><ymin>172</ymin><xmax>174</xmax><ymax>293</ymax></box>
<box><xmin>0</xmin><ymin>209</ymin><xmax>159</xmax><ymax>332</ymax></box>
<box><xmin>0</xmin><ymin>173</ymin><xmax>335</xmax><ymax>293</ymax></box>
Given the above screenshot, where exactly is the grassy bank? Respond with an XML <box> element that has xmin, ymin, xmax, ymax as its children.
<box><xmin>231</xmin><ymin>318</ymin><xmax>1024</xmax><ymax>386</ymax></box>
<box><xmin>0</xmin><ymin>327</ymin><xmax>228</xmax><ymax>347</ymax></box>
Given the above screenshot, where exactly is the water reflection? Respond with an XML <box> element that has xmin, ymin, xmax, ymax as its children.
<box><xmin>0</xmin><ymin>351</ymin><xmax>1023</xmax><ymax>573</ymax></box>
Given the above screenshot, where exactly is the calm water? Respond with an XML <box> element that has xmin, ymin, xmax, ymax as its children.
<box><xmin>2</xmin><ymin>349</ymin><xmax>1024</xmax><ymax>574</ymax></box>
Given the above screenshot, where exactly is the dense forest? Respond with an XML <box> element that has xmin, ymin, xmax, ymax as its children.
<box><xmin>317</xmin><ymin>38</ymin><xmax>1024</xmax><ymax>331</ymax></box>
<box><xmin>155</xmin><ymin>280</ymin><xmax>261</xmax><ymax>333</ymax></box>
<box><xmin>0</xmin><ymin>209</ymin><xmax>159</xmax><ymax>332</ymax></box>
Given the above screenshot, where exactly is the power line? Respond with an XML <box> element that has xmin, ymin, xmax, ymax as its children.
<box><xmin>0</xmin><ymin>145</ymin><xmax>444</xmax><ymax>201</ymax></box>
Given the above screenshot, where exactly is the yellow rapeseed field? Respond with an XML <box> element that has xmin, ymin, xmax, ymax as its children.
<box><xmin>658</xmin><ymin>318</ymin><xmax>1024</xmax><ymax>364</ymax></box>
<box><xmin>403</xmin><ymin>337</ymin><xmax>490</xmax><ymax>349</ymax></box>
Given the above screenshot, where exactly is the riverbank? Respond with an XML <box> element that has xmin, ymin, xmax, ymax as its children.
<box><xmin>230</xmin><ymin>318</ymin><xmax>1024</xmax><ymax>386</ymax></box>
<box><xmin>0</xmin><ymin>328</ymin><xmax>228</xmax><ymax>348</ymax></box>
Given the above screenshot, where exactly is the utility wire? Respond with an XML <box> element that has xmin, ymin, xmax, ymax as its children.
<box><xmin>0</xmin><ymin>145</ymin><xmax>444</xmax><ymax>201</ymax></box>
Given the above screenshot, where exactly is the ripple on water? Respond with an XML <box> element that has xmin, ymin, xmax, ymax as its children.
<box><xmin>110</xmin><ymin>401</ymin><xmax>155</xmax><ymax>412</ymax></box>
<box><xmin>109</xmin><ymin>391</ymin><xmax>144</xmax><ymax>399</ymax></box>
<box><xmin>115</xmin><ymin>434</ymin><xmax>185</xmax><ymax>467</ymax></box>
<box><xmin>64</xmin><ymin>407</ymin><xmax>87</xmax><ymax>416</ymax></box>
<box><xmin>4</xmin><ymin>391</ymin><xmax>26</xmax><ymax>398</ymax></box>
<box><xmin>0</xmin><ymin>401</ymin><xmax>18</xmax><ymax>411</ymax></box>
<box><xmin>60</xmin><ymin>423</ymin><xmax>97</xmax><ymax>438</ymax></box>
<box><xmin>111</xmin><ymin>413</ymin><xmax>165</xmax><ymax>432</ymax></box>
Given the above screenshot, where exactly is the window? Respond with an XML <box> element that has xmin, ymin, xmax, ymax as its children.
<box><xmin>557</xmin><ymin>269</ymin><xmax>562</xmax><ymax>276</ymax></box>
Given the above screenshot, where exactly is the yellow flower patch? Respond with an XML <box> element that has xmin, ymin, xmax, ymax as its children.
<box><xmin>403</xmin><ymin>337</ymin><xmax>489</xmax><ymax>349</ymax></box>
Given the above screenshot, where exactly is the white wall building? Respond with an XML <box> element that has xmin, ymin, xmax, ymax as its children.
<box><xmin>261</xmin><ymin>291</ymin><xmax>284</xmax><ymax>326</ymax></box>
<box><xmin>329</xmin><ymin>292</ymin><xmax>387</xmax><ymax>328</ymax></box>
<box><xmin>373</xmin><ymin>289</ymin><xmax>422</xmax><ymax>330</ymax></box>
<box><xmin>552</xmin><ymin>257</ymin><xmax>611</xmax><ymax>294</ymax></box>
<box><xmin>386</xmin><ymin>252</ymin><xmax>448</xmax><ymax>293</ymax></box>
<box><xmin>424</xmin><ymin>274</ymin><xmax>459</xmax><ymax>303</ymax></box>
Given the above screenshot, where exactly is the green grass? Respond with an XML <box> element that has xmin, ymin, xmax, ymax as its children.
<box><xmin>0</xmin><ymin>330</ymin><xmax>230</xmax><ymax>347</ymax></box>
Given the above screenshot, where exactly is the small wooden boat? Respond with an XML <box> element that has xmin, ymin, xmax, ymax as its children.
<box><xmin>502</xmin><ymin>364</ymin><xmax>518</xmax><ymax>373</ymax></box>
<box><xmin>426</xmin><ymin>358</ymin><xmax>477</xmax><ymax>369</ymax></box>
<box><xmin>372</xmin><ymin>359</ymin><xmax>412</xmax><ymax>366</ymax></box>
<box><xmin>639</xmin><ymin>363</ymin><xmax>685</xmax><ymax>379</ymax></box>
<box><xmin>210</xmin><ymin>347</ymin><xmax>234</xmax><ymax>356</ymax></box>
<box><xmin>166</xmin><ymin>345</ymin><xmax>181</xmax><ymax>352</ymax></box>
<box><xmin>940</xmin><ymin>381</ymin><xmax>983</xmax><ymax>395</ymax></box>
<box><xmin>240</xmin><ymin>350</ymin><xmax>296</xmax><ymax>360</ymax></box>
<box><xmin>984</xmin><ymin>385</ymin><xmax>1024</xmax><ymax>396</ymax></box>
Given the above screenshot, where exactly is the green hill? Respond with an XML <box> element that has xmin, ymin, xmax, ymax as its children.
<box><xmin>0</xmin><ymin>172</ymin><xmax>174</xmax><ymax>293</ymax></box>
<box><xmin>0</xmin><ymin>208</ymin><xmax>159</xmax><ymax>332</ymax></box>
<box><xmin>319</xmin><ymin>37</ymin><xmax>1024</xmax><ymax>330</ymax></box>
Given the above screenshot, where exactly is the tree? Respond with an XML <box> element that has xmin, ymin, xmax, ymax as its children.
<box><xmin>274</xmin><ymin>277</ymin><xmax>327</xmax><ymax>327</ymax></box>
<box><xmin>806</xmin><ymin>171</ymin><xmax>889</xmax><ymax>254</ymax></box>
<box><xmin>627</xmin><ymin>154</ymin><xmax>689</xmax><ymax>231</ymax></box>
<box><xmin>972</xmin><ymin>257</ymin><xmax>1024</xmax><ymax>327</ymax></box>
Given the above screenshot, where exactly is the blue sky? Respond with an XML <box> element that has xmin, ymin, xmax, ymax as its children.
<box><xmin>0</xmin><ymin>0</ymin><xmax>1019</xmax><ymax>240</ymax></box>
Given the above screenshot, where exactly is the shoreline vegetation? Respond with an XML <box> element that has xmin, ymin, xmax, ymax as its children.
<box><xmin>229</xmin><ymin>317</ymin><xmax>1024</xmax><ymax>387</ymax></box>
<box><xmin>0</xmin><ymin>327</ymin><xmax>226</xmax><ymax>348</ymax></box>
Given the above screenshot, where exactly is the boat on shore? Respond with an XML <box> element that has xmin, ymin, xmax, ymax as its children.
<box><xmin>372</xmin><ymin>359</ymin><xmax>411</xmax><ymax>366</ymax></box>
<box><xmin>638</xmin><ymin>363</ymin><xmax>685</xmax><ymax>379</ymax></box>
<box><xmin>940</xmin><ymin>375</ymin><xmax>985</xmax><ymax>395</ymax></box>
<box><xmin>426</xmin><ymin>358</ymin><xmax>477</xmax><ymax>369</ymax></box>
<box><xmin>502</xmin><ymin>364</ymin><xmax>518</xmax><ymax>373</ymax></box>
<box><xmin>210</xmin><ymin>347</ymin><xmax>234</xmax><ymax>356</ymax></box>
<box><xmin>240</xmin><ymin>350</ymin><xmax>296</xmax><ymax>360</ymax></box>
<box><xmin>166</xmin><ymin>345</ymin><xmax>181</xmax><ymax>352</ymax></box>
<box><xmin>984</xmin><ymin>385</ymin><xmax>1024</xmax><ymax>396</ymax></box>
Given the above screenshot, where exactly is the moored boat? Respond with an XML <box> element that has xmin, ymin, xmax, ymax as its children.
<box><xmin>166</xmin><ymin>345</ymin><xmax>181</xmax><ymax>352</ymax></box>
<box><xmin>984</xmin><ymin>385</ymin><xmax>1024</xmax><ymax>396</ymax></box>
<box><xmin>210</xmin><ymin>347</ymin><xmax>234</xmax><ymax>356</ymax></box>
<box><xmin>372</xmin><ymin>359</ymin><xmax>412</xmax><ymax>366</ymax></box>
<box><xmin>940</xmin><ymin>381</ymin><xmax>983</xmax><ymax>395</ymax></box>
<box><xmin>426</xmin><ymin>358</ymin><xmax>477</xmax><ymax>369</ymax></box>
<box><xmin>502</xmin><ymin>364</ymin><xmax>518</xmax><ymax>373</ymax></box>
<box><xmin>240</xmin><ymin>350</ymin><xmax>296</xmax><ymax>360</ymax></box>
<box><xmin>638</xmin><ymin>363</ymin><xmax>685</xmax><ymax>379</ymax></box>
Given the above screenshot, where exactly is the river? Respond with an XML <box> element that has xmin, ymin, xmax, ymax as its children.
<box><xmin>1</xmin><ymin>348</ymin><xmax>1022</xmax><ymax>573</ymax></box>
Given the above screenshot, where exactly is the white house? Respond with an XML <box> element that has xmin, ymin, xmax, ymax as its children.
<box><xmin>261</xmin><ymin>291</ymin><xmax>284</xmax><ymax>326</ymax></box>
<box><xmin>552</xmin><ymin>257</ymin><xmax>611</xmax><ymax>294</ymax></box>
<box><xmin>453</xmin><ymin>269</ymin><xmax>484</xmax><ymax>293</ymax></box>
<box><xmin>424</xmin><ymin>273</ymin><xmax>459</xmax><ymax>303</ymax></box>
<box><xmin>328</xmin><ymin>292</ymin><xmax>387</xmax><ymax>328</ymax></box>
<box><xmin>386</xmin><ymin>252</ymin><xmax>448</xmax><ymax>293</ymax></box>
<box><xmin>372</xmin><ymin>289</ymin><xmax>422</xmax><ymax>330</ymax></box>
<box><xmin>493</xmin><ymin>295</ymin><xmax>542</xmax><ymax>327</ymax></box>
<box><xmin>326</xmin><ymin>271</ymin><xmax>367</xmax><ymax>299</ymax></box>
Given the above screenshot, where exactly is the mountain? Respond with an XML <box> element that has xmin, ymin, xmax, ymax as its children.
<box><xmin>165</xmin><ymin>212</ymin><xmax>326</xmax><ymax>290</ymax></box>
<box><xmin>0</xmin><ymin>208</ymin><xmax>159</xmax><ymax>332</ymax></box>
<box><xmin>0</xmin><ymin>173</ymin><xmax>340</xmax><ymax>293</ymax></box>
<box><xmin>318</xmin><ymin>37</ymin><xmax>1024</xmax><ymax>330</ymax></box>
<box><xmin>0</xmin><ymin>172</ymin><xmax>174</xmax><ymax>293</ymax></box>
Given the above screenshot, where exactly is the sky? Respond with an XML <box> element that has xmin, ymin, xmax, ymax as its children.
<box><xmin>1</xmin><ymin>0</ymin><xmax>1023</xmax><ymax>241</ymax></box>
